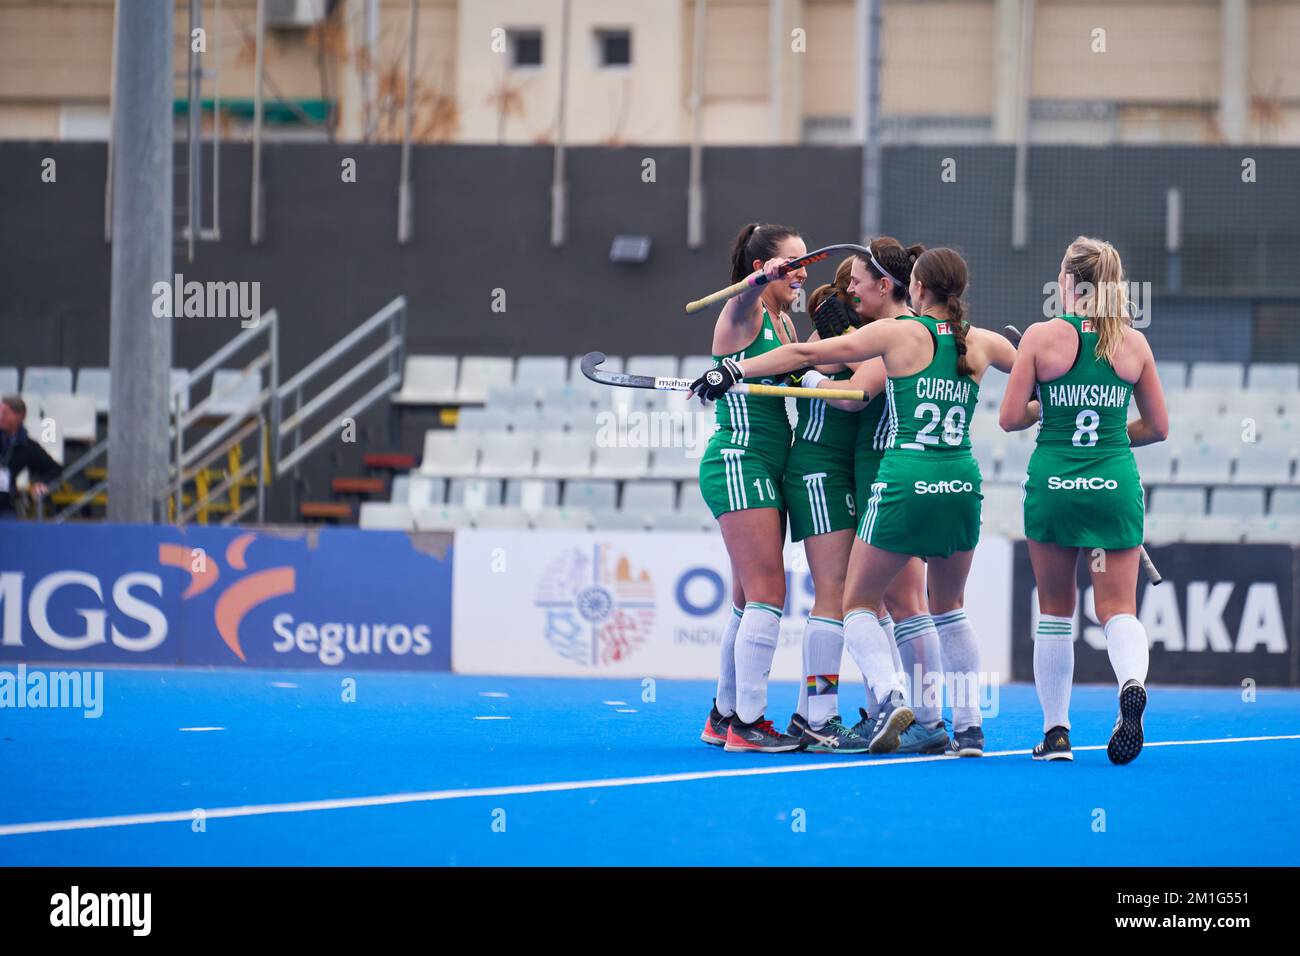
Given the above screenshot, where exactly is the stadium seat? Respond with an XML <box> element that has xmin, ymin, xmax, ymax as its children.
<box><xmin>591</xmin><ymin>509</ymin><xmax>651</xmax><ymax>531</ymax></box>
<box><xmin>170</xmin><ymin>369</ymin><xmax>192</xmax><ymax>414</ymax></box>
<box><xmin>1172</xmin><ymin>390</ymin><xmax>1227</xmax><ymax>420</ymax></box>
<box><xmin>1182</xmin><ymin>516</ymin><xmax>1244</xmax><ymax>544</ymax></box>
<box><xmin>1143</xmin><ymin>513</ymin><xmax>1189</xmax><ymax>544</ymax></box>
<box><xmin>1174</xmin><ymin>444</ymin><xmax>1232</xmax><ymax>484</ymax></box>
<box><xmin>533</xmin><ymin>508</ymin><xmax>594</xmax><ymax>531</ymax></box>
<box><xmin>534</xmin><ymin>434</ymin><xmax>594</xmax><ymax>478</ymax></box>
<box><xmin>1188</xmin><ymin>361</ymin><xmax>1243</xmax><ymax>391</ymax></box>
<box><xmin>972</xmin><ymin>441</ymin><xmax>997</xmax><ymax>479</ymax></box>
<box><xmin>680</xmin><ymin>355</ymin><xmax>714</xmax><ymax>380</ymax></box>
<box><xmin>390</xmin><ymin>474</ymin><xmax>411</xmax><ymax>504</ymax></box>
<box><xmin>457</xmin><ymin>357</ymin><xmax>514</xmax><ymax>404</ymax></box>
<box><xmin>590</xmin><ymin>445</ymin><xmax>650</xmax><ymax>479</ymax></box>
<box><xmin>1246</xmin><ymin>363</ymin><xmax>1299</xmax><ymax>392</ymax></box>
<box><xmin>406</xmin><ymin>475</ymin><xmax>445</xmax><ymax>509</ymax></box>
<box><xmin>0</xmin><ymin>367</ymin><xmax>17</xmax><ymax>395</ymax></box>
<box><xmin>540</xmin><ymin>383</ymin><xmax>595</xmax><ymax>412</ymax></box>
<box><xmin>1233</xmin><ymin>443</ymin><xmax>1293</xmax><ymax>485</ymax></box>
<box><xmin>1221</xmin><ymin>392</ymin><xmax>1286</xmax><ymax>424</ymax></box>
<box><xmin>393</xmin><ymin>356</ymin><xmax>458</xmax><ymax>405</ymax></box>
<box><xmin>478</xmin><ymin>430</ymin><xmax>537</xmax><ymax>476</ymax></box>
<box><xmin>568</xmin><ymin>354</ymin><xmax>622</xmax><ymax>404</ymax></box>
<box><xmin>648</xmin><ymin>445</ymin><xmax>699</xmax><ymax>480</ymax></box>
<box><xmin>654</xmin><ymin>512</ymin><xmax>714</xmax><ymax>532</ymax></box>
<box><xmin>562</xmin><ymin>480</ymin><xmax>617</xmax><ymax>512</ymax></box>
<box><xmin>419</xmin><ymin>430</ymin><xmax>480</xmax><ymax>477</ymax></box>
<box><xmin>22</xmin><ymin>366</ymin><xmax>73</xmax><ymax>395</ymax></box>
<box><xmin>1155</xmin><ymin>360</ymin><xmax>1187</xmax><ymax>391</ymax></box>
<box><xmin>413</xmin><ymin>505</ymin><xmax>472</xmax><ymax>531</ymax></box>
<box><xmin>19</xmin><ymin>393</ymin><xmax>42</xmax><ymax>420</ymax></box>
<box><xmin>676</xmin><ymin>480</ymin><xmax>714</xmax><ymax>518</ymax></box>
<box><xmin>485</xmin><ymin>384</ymin><xmax>537</xmax><ymax>412</ymax></box>
<box><xmin>1243</xmin><ymin>515</ymin><xmax>1300</xmax><ymax>544</ymax></box>
<box><xmin>620</xmin><ymin>481</ymin><xmax>678</xmax><ymax>527</ymax></box>
<box><xmin>456</xmin><ymin>406</ymin><xmax>513</xmax><ymax>432</ymax></box>
<box><xmin>514</xmin><ymin>356</ymin><xmax>568</xmax><ymax>399</ymax></box>
<box><xmin>505</xmin><ymin>478</ymin><xmax>560</xmax><ymax>511</ymax></box>
<box><xmin>358</xmin><ymin>502</ymin><xmax>415</xmax><ymax>530</ymax></box>
<box><xmin>76</xmin><ymin>368</ymin><xmax>111</xmax><ymax>414</ymax></box>
<box><xmin>1209</xmin><ymin>486</ymin><xmax>1265</xmax><ymax>517</ymax></box>
<box><xmin>448</xmin><ymin>477</ymin><xmax>503</xmax><ymax>508</ymax></box>
<box><xmin>208</xmin><ymin>368</ymin><xmax>263</xmax><ymax>416</ymax></box>
<box><xmin>40</xmin><ymin>393</ymin><xmax>97</xmax><ymax>444</ymax></box>
<box><xmin>471</xmin><ymin>508</ymin><xmax>532</xmax><ymax>529</ymax></box>
<box><xmin>977</xmin><ymin>371</ymin><xmax>1007</xmax><ymax>409</ymax></box>
<box><xmin>980</xmin><ymin>484</ymin><xmax>1023</xmax><ymax>538</ymax></box>
<box><xmin>1148</xmin><ymin>485</ymin><xmax>1206</xmax><ymax>515</ymax></box>
<box><xmin>1270</xmin><ymin>488</ymin><xmax>1300</xmax><ymax>516</ymax></box>
<box><xmin>524</xmin><ymin>408</ymin><xmax>572</xmax><ymax>433</ymax></box>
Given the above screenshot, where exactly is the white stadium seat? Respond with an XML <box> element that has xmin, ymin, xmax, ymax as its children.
<box><xmin>1233</xmin><ymin>443</ymin><xmax>1293</xmax><ymax>485</ymax></box>
<box><xmin>456</xmin><ymin>357</ymin><xmax>514</xmax><ymax>404</ymax></box>
<box><xmin>1174</xmin><ymin>443</ymin><xmax>1232</xmax><ymax>484</ymax></box>
<box><xmin>505</xmin><ymin>478</ymin><xmax>560</xmax><ymax>510</ymax></box>
<box><xmin>648</xmin><ymin>445</ymin><xmax>699</xmax><ymax>480</ymax></box>
<box><xmin>1155</xmin><ymin>360</ymin><xmax>1187</xmax><ymax>391</ymax></box>
<box><xmin>478</xmin><ymin>431</ymin><xmax>537</xmax><ymax>477</ymax></box>
<box><xmin>562</xmin><ymin>480</ymin><xmax>618</xmax><ymax>512</ymax></box>
<box><xmin>390</xmin><ymin>474</ymin><xmax>411</xmax><ymax>504</ymax></box>
<box><xmin>22</xmin><ymin>366</ymin><xmax>73</xmax><ymax>395</ymax></box>
<box><xmin>0</xmin><ymin>367</ymin><xmax>17</xmax><ymax>394</ymax></box>
<box><xmin>1246</xmin><ymin>364</ymin><xmax>1299</xmax><ymax>392</ymax></box>
<box><xmin>413</xmin><ymin>505</ymin><xmax>472</xmax><ymax>532</ymax></box>
<box><xmin>358</xmin><ymin>502</ymin><xmax>415</xmax><ymax>530</ymax></box>
<box><xmin>471</xmin><ymin>508</ymin><xmax>532</xmax><ymax>530</ymax></box>
<box><xmin>1188</xmin><ymin>361</ymin><xmax>1244</xmax><ymax>391</ymax></box>
<box><xmin>590</xmin><ymin>445</ymin><xmax>650</xmax><ymax>479</ymax></box>
<box><xmin>448</xmin><ymin>477</ymin><xmax>502</xmax><ymax>508</ymax></box>
<box><xmin>1148</xmin><ymin>486</ymin><xmax>1206</xmax><ymax>515</ymax></box>
<box><xmin>406</xmin><ymin>475</ymin><xmax>444</xmax><ymax>509</ymax></box>
<box><xmin>997</xmin><ymin>440</ymin><xmax>1033</xmax><ymax>482</ymax></box>
<box><xmin>514</xmin><ymin>356</ymin><xmax>569</xmax><ymax>399</ymax></box>
<box><xmin>456</xmin><ymin>406</ymin><xmax>513</xmax><ymax>432</ymax></box>
<box><xmin>1243</xmin><ymin>515</ymin><xmax>1300</xmax><ymax>544</ymax></box>
<box><xmin>1271</xmin><ymin>488</ymin><xmax>1300</xmax><ymax>516</ymax></box>
<box><xmin>534</xmin><ymin>434</ymin><xmax>594</xmax><ymax>478</ymax></box>
<box><xmin>393</xmin><ymin>356</ymin><xmax>458</xmax><ymax>405</ymax></box>
<box><xmin>419</xmin><ymin>430</ymin><xmax>480</xmax><ymax>477</ymax></box>
<box><xmin>1181</xmin><ymin>516</ymin><xmax>1245</xmax><ymax>544</ymax></box>
<box><xmin>40</xmin><ymin>393</ymin><xmax>97</xmax><ymax>444</ymax></box>
<box><xmin>1209</xmin><ymin>487</ymin><xmax>1265</xmax><ymax>518</ymax></box>
<box><xmin>533</xmin><ymin>508</ymin><xmax>594</xmax><ymax>531</ymax></box>
<box><xmin>75</xmin><ymin>368</ymin><xmax>111</xmax><ymax>414</ymax></box>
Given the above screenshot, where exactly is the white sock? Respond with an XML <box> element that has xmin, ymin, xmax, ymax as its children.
<box><xmin>894</xmin><ymin>613</ymin><xmax>943</xmax><ymax>727</ymax></box>
<box><xmin>1104</xmin><ymin>613</ymin><xmax>1149</xmax><ymax>690</ymax></box>
<box><xmin>714</xmin><ymin>604</ymin><xmax>743</xmax><ymax>717</ymax></box>
<box><xmin>844</xmin><ymin>608</ymin><xmax>903</xmax><ymax>706</ymax></box>
<box><xmin>933</xmin><ymin>607</ymin><xmax>982</xmax><ymax>732</ymax></box>
<box><xmin>1033</xmin><ymin>613</ymin><xmax>1075</xmax><ymax>732</ymax></box>
<box><xmin>865</xmin><ymin>612</ymin><xmax>896</xmax><ymax>718</ymax></box>
<box><xmin>802</xmin><ymin>617</ymin><xmax>844</xmax><ymax>728</ymax></box>
<box><xmin>734</xmin><ymin>602</ymin><xmax>783</xmax><ymax>724</ymax></box>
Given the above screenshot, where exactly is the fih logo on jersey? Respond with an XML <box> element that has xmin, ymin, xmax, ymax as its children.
<box><xmin>936</xmin><ymin>322</ymin><xmax>952</xmax><ymax>335</ymax></box>
<box><xmin>160</xmin><ymin>533</ymin><xmax>296</xmax><ymax>662</ymax></box>
<box><xmin>534</xmin><ymin>544</ymin><xmax>655</xmax><ymax>666</ymax></box>
<box><xmin>1081</xmin><ymin>319</ymin><xmax>1095</xmax><ymax>332</ymax></box>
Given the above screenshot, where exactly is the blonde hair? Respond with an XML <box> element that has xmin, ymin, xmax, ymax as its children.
<box><xmin>1063</xmin><ymin>235</ymin><xmax>1130</xmax><ymax>362</ymax></box>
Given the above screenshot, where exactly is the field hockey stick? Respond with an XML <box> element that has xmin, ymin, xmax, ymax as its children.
<box><xmin>684</xmin><ymin>243</ymin><xmax>871</xmax><ymax>314</ymax></box>
<box><xmin>580</xmin><ymin>352</ymin><xmax>867</xmax><ymax>402</ymax></box>
<box><xmin>1001</xmin><ymin>325</ymin><xmax>1163</xmax><ymax>585</ymax></box>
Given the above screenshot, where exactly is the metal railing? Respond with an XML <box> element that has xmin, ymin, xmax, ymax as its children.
<box><xmin>276</xmin><ymin>295</ymin><xmax>406</xmax><ymax>479</ymax></box>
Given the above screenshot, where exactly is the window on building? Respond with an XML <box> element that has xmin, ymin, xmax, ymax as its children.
<box><xmin>510</xmin><ymin>29</ymin><xmax>543</xmax><ymax>68</ymax></box>
<box><xmin>596</xmin><ymin>29</ymin><xmax>631</xmax><ymax>67</ymax></box>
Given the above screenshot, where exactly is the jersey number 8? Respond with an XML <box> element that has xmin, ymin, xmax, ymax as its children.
<box><xmin>1072</xmin><ymin>409</ymin><xmax>1100</xmax><ymax>447</ymax></box>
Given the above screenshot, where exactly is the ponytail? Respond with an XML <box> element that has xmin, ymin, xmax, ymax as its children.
<box><xmin>729</xmin><ymin>221</ymin><xmax>801</xmax><ymax>284</ymax></box>
<box><xmin>948</xmin><ymin>295</ymin><xmax>972</xmax><ymax>377</ymax></box>
<box><xmin>1063</xmin><ymin>235</ymin><xmax>1131</xmax><ymax>363</ymax></box>
<box><xmin>911</xmin><ymin>247</ymin><xmax>972</xmax><ymax>377</ymax></box>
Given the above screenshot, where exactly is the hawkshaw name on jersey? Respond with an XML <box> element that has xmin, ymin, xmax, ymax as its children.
<box><xmin>914</xmin><ymin>377</ymin><xmax>972</xmax><ymax>404</ymax></box>
<box><xmin>1043</xmin><ymin>383</ymin><xmax>1130</xmax><ymax>409</ymax></box>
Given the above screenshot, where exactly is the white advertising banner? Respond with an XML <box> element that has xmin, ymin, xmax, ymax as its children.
<box><xmin>452</xmin><ymin>530</ymin><xmax>1014</xmax><ymax>683</ymax></box>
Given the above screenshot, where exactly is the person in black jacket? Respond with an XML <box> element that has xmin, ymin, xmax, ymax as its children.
<box><xmin>0</xmin><ymin>395</ymin><xmax>63</xmax><ymax>518</ymax></box>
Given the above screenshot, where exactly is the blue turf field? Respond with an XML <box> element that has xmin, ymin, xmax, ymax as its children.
<box><xmin>2</xmin><ymin>668</ymin><xmax>1297</xmax><ymax>866</ymax></box>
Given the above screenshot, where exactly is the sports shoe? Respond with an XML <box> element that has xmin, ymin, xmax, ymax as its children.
<box><xmin>1107</xmin><ymin>679</ymin><xmax>1146</xmax><ymax>765</ymax></box>
<box><xmin>867</xmin><ymin>690</ymin><xmax>914</xmax><ymax>754</ymax></box>
<box><xmin>724</xmin><ymin>715</ymin><xmax>803</xmax><ymax>753</ymax></box>
<box><xmin>850</xmin><ymin>706</ymin><xmax>876</xmax><ymax>741</ymax></box>
<box><xmin>788</xmin><ymin>712</ymin><xmax>870</xmax><ymax>754</ymax></box>
<box><xmin>896</xmin><ymin>718</ymin><xmax>950</xmax><ymax>755</ymax></box>
<box><xmin>1033</xmin><ymin>725</ymin><xmax>1073</xmax><ymax>761</ymax></box>
<box><xmin>701</xmin><ymin>699</ymin><xmax>733</xmax><ymax>747</ymax></box>
<box><xmin>949</xmin><ymin>724</ymin><xmax>984</xmax><ymax>757</ymax></box>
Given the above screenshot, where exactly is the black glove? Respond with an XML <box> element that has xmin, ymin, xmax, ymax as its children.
<box><xmin>688</xmin><ymin>356</ymin><xmax>744</xmax><ymax>403</ymax></box>
<box><xmin>811</xmin><ymin>294</ymin><xmax>857</xmax><ymax>340</ymax></box>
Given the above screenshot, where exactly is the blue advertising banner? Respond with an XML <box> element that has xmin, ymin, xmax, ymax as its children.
<box><xmin>0</xmin><ymin>524</ymin><xmax>453</xmax><ymax>670</ymax></box>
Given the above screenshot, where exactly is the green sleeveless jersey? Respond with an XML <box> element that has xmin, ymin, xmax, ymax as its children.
<box><xmin>712</xmin><ymin>308</ymin><xmax>794</xmax><ymax>454</ymax></box>
<box><xmin>856</xmin><ymin>393</ymin><xmax>890</xmax><ymax>459</ymax></box>
<box><xmin>793</xmin><ymin>367</ymin><xmax>858</xmax><ymax>454</ymax></box>
<box><xmin>884</xmin><ymin>314</ymin><xmax>979</xmax><ymax>456</ymax></box>
<box><xmin>1034</xmin><ymin>314</ymin><xmax>1133</xmax><ymax>452</ymax></box>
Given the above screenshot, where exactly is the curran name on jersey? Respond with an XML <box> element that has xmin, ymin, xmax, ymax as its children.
<box><xmin>915</xmin><ymin>377</ymin><xmax>972</xmax><ymax>403</ymax></box>
<box><xmin>1045</xmin><ymin>383</ymin><xmax>1130</xmax><ymax>408</ymax></box>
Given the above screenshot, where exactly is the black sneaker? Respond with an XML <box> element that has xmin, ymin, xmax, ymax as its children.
<box><xmin>788</xmin><ymin>712</ymin><xmax>870</xmax><ymax>754</ymax></box>
<box><xmin>700</xmin><ymin>699</ymin><xmax>731</xmax><ymax>747</ymax></box>
<box><xmin>724</xmin><ymin>715</ymin><xmax>803</xmax><ymax>753</ymax></box>
<box><xmin>867</xmin><ymin>690</ymin><xmax>915</xmax><ymax>754</ymax></box>
<box><xmin>949</xmin><ymin>724</ymin><xmax>984</xmax><ymax>757</ymax></box>
<box><xmin>850</xmin><ymin>706</ymin><xmax>876</xmax><ymax>741</ymax></box>
<box><xmin>1032</xmin><ymin>725</ymin><xmax>1073</xmax><ymax>761</ymax></box>
<box><xmin>1107</xmin><ymin>679</ymin><xmax>1147</xmax><ymax>765</ymax></box>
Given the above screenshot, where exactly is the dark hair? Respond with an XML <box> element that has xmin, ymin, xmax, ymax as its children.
<box><xmin>729</xmin><ymin>222</ymin><xmax>801</xmax><ymax>284</ymax></box>
<box><xmin>857</xmin><ymin>236</ymin><xmax>925</xmax><ymax>303</ymax></box>
<box><xmin>1</xmin><ymin>395</ymin><xmax>25</xmax><ymax>417</ymax></box>
<box><xmin>911</xmin><ymin>248</ymin><xmax>972</xmax><ymax>376</ymax></box>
